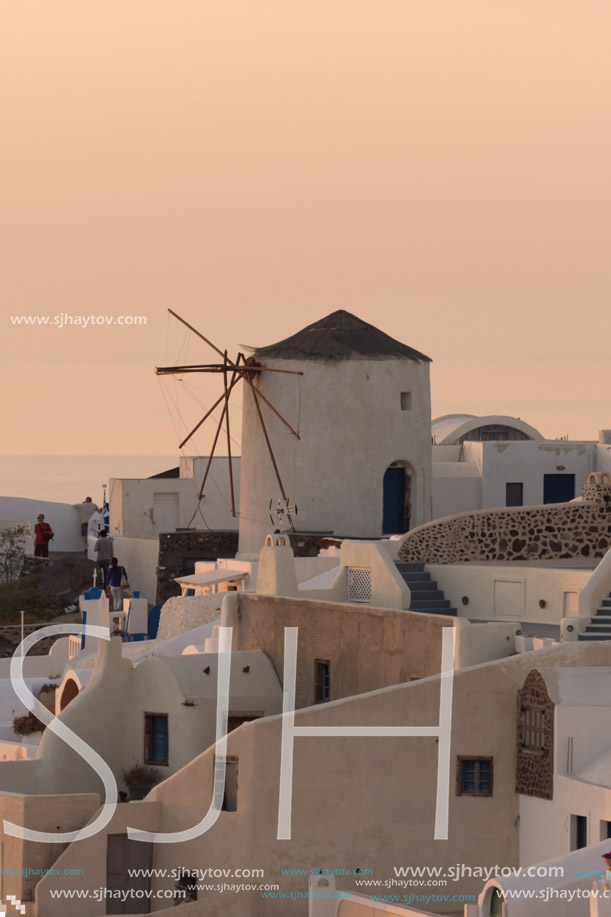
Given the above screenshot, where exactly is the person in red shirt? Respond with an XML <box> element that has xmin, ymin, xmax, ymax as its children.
<box><xmin>34</xmin><ymin>514</ymin><xmax>53</xmax><ymax>559</ymax></box>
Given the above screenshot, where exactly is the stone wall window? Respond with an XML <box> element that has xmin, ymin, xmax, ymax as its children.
<box><xmin>516</xmin><ymin>670</ymin><xmax>554</xmax><ymax>800</ymax></box>
<box><xmin>400</xmin><ymin>391</ymin><xmax>412</xmax><ymax>411</ymax></box>
<box><xmin>456</xmin><ymin>757</ymin><xmax>493</xmax><ymax>796</ymax></box>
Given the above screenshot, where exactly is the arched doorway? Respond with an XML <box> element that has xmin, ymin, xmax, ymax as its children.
<box><xmin>60</xmin><ymin>678</ymin><xmax>80</xmax><ymax>711</ymax></box>
<box><xmin>382</xmin><ymin>463</ymin><xmax>412</xmax><ymax>534</ymax></box>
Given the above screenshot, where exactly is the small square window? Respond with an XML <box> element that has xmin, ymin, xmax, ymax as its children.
<box><xmin>400</xmin><ymin>391</ymin><xmax>412</xmax><ymax>411</ymax></box>
<box><xmin>315</xmin><ymin>660</ymin><xmax>331</xmax><ymax>703</ymax></box>
<box><xmin>457</xmin><ymin>757</ymin><xmax>493</xmax><ymax>796</ymax></box>
<box><xmin>506</xmin><ymin>483</ymin><xmax>523</xmax><ymax>507</ymax></box>
<box><xmin>144</xmin><ymin>713</ymin><xmax>169</xmax><ymax>766</ymax></box>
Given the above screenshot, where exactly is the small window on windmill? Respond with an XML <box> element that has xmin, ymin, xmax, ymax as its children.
<box><xmin>400</xmin><ymin>391</ymin><xmax>412</xmax><ymax>411</ymax></box>
<box><xmin>347</xmin><ymin>567</ymin><xmax>372</xmax><ymax>603</ymax></box>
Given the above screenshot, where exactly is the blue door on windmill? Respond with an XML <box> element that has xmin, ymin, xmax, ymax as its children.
<box><xmin>383</xmin><ymin>467</ymin><xmax>406</xmax><ymax>534</ymax></box>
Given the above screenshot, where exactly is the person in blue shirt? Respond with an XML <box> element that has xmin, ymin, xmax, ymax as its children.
<box><xmin>106</xmin><ymin>557</ymin><xmax>129</xmax><ymax>612</ymax></box>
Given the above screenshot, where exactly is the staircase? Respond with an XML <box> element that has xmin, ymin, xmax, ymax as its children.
<box><xmin>578</xmin><ymin>593</ymin><xmax>611</xmax><ymax>640</ymax></box>
<box><xmin>395</xmin><ymin>562</ymin><xmax>457</xmax><ymax>617</ymax></box>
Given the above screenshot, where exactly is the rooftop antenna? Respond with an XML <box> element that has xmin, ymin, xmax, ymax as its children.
<box><xmin>155</xmin><ymin>309</ymin><xmax>303</xmax><ymax>530</ymax></box>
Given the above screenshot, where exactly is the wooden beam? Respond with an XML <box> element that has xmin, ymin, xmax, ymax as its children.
<box><xmin>197</xmin><ymin>405</ymin><xmax>228</xmax><ymax>499</ymax></box>
<box><xmin>242</xmin><ymin>365</ymin><xmax>304</xmax><ymax>376</ymax></box>
<box><xmin>178</xmin><ymin>372</ymin><xmax>242</xmax><ymax>449</ymax></box>
<box><xmin>156</xmin><ymin>363</ymin><xmax>303</xmax><ymax>377</ymax></box>
<box><xmin>168</xmin><ymin>308</ymin><xmax>226</xmax><ymax>360</ymax></box>
<box><xmin>155</xmin><ymin>364</ymin><xmax>227</xmax><ymax>375</ymax></box>
<box><xmin>223</xmin><ymin>351</ymin><xmax>236</xmax><ymax>517</ymax></box>
<box><xmin>249</xmin><ymin>384</ymin><xmax>295</xmax><ymax>532</ymax></box>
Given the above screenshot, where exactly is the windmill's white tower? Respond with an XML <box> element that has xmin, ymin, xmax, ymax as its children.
<box><xmin>238</xmin><ymin>310</ymin><xmax>432</xmax><ymax>554</ymax></box>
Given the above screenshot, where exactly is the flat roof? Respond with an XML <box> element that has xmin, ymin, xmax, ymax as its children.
<box><xmin>175</xmin><ymin>570</ymin><xmax>248</xmax><ymax>587</ymax></box>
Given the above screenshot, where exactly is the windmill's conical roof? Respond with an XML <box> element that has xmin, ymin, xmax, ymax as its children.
<box><xmin>253</xmin><ymin>310</ymin><xmax>431</xmax><ymax>363</ymax></box>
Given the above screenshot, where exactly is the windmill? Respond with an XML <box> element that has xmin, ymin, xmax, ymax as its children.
<box><xmin>155</xmin><ymin>309</ymin><xmax>303</xmax><ymax>531</ymax></box>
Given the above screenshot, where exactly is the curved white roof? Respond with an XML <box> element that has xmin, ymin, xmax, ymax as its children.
<box><xmin>432</xmin><ymin>413</ymin><xmax>544</xmax><ymax>445</ymax></box>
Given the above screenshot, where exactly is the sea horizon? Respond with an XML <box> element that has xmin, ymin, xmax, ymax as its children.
<box><xmin>0</xmin><ymin>453</ymin><xmax>185</xmax><ymax>505</ymax></box>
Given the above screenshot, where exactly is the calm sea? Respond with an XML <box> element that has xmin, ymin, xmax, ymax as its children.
<box><xmin>0</xmin><ymin>455</ymin><xmax>179</xmax><ymax>505</ymax></box>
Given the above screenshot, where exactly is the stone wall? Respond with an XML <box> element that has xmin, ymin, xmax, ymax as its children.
<box><xmin>399</xmin><ymin>481</ymin><xmax>611</xmax><ymax>564</ymax></box>
<box><xmin>0</xmin><ymin>624</ymin><xmax>60</xmax><ymax>659</ymax></box>
<box><xmin>516</xmin><ymin>669</ymin><xmax>554</xmax><ymax>800</ymax></box>
<box><xmin>156</xmin><ymin>531</ymin><xmax>239</xmax><ymax>603</ymax></box>
<box><xmin>156</xmin><ymin>593</ymin><xmax>224</xmax><ymax>643</ymax></box>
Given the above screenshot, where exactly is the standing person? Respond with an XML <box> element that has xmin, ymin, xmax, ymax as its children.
<box><xmin>73</xmin><ymin>496</ymin><xmax>99</xmax><ymax>549</ymax></box>
<box><xmin>93</xmin><ymin>529</ymin><xmax>113</xmax><ymax>589</ymax></box>
<box><xmin>34</xmin><ymin>514</ymin><xmax>53</xmax><ymax>559</ymax></box>
<box><xmin>106</xmin><ymin>557</ymin><xmax>129</xmax><ymax>612</ymax></box>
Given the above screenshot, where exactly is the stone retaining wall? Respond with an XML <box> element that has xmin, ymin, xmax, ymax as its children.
<box><xmin>399</xmin><ymin>481</ymin><xmax>611</xmax><ymax>564</ymax></box>
<box><xmin>0</xmin><ymin>623</ymin><xmax>59</xmax><ymax>659</ymax></box>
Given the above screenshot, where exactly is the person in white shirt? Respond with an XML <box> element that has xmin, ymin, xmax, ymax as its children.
<box><xmin>74</xmin><ymin>496</ymin><xmax>99</xmax><ymax>548</ymax></box>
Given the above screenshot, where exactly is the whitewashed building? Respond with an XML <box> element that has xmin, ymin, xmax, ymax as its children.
<box><xmin>432</xmin><ymin>414</ymin><xmax>611</xmax><ymax>520</ymax></box>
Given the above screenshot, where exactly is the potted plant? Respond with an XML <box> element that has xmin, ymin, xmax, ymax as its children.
<box><xmin>121</xmin><ymin>764</ymin><xmax>162</xmax><ymax>801</ymax></box>
<box><xmin>13</xmin><ymin>712</ymin><xmax>46</xmax><ymax>735</ymax></box>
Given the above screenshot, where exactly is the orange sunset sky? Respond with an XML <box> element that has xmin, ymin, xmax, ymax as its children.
<box><xmin>1</xmin><ymin>1</ymin><xmax>611</xmax><ymax>457</ymax></box>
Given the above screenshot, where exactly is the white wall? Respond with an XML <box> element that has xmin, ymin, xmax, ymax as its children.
<box><xmin>430</xmin><ymin>441</ymin><xmax>605</xmax><ymax>521</ymax></box>
<box><xmin>296</xmin><ymin>541</ymin><xmax>409</xmax><ymax>610</ymax></box>
<box><xmin>454</xmin><ymin>619</ymin><xmax>521</xmax><ymax>668</ymax></box>
<box><xmin>111</xmin><ymin>536</ymin><xmax>160</xmax><ymax>605</ymax></box>
<box><xmin>556</xmin><ymin>706</ymin><xmax>611</xmax><ymax>779</ymax></box>
<box><xmin>0</xmin><ymin>497</ymin><xmax>82</xmax><ymax>552</ymax></box>
<box><xmin>519</xmin><ymin>774</ymin><xmax>611</xmax><ymax>867</ymax></box>
<box><xmin>239</xmin><ymin>357</ymin><xmax>432</xmax><ymax>553</ymax></box>
<box><xmin>595</xmin><ymin>444</ymin><xmax>611</xmax><ymax>475</ymax></box>
<box><xmin>429</xmin><ymin>563</ymin><xmax>591</xmax><ymax>625</ymax></box>
<box><xmin>478</xmin><ymin>441</ymin><xmax>596</xmax><ymax>509</ymax></box>
<box><xmin>432</xmin><ymin>463</ymin><xmax>481</xmax><ymax>519</ymax></box>
<box><xmin>109</xmin><ymin>457</ymin><xmax>240</xmax><ymax>539</ymax></box>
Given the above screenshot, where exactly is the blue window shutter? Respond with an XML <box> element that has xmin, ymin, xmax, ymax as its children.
<box><xmin>151</xmin><ymin>716</ymin><xmax>168</xmax><ymax>763</ymax></box>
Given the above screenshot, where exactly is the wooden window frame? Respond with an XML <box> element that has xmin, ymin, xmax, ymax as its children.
<box><xmin>456</xmin><ymin>756</ymin><xmax>493</xmax><ymax>797</ymax></box>
<box><xmin>144</xmin><ymin>712</ymin><xmax>169</xmax><ymax>766</ymax></box>
<box><xmin>521</xmin><ymin>704</ymin><xmax>545</xmax><ymax>755</ymax></box>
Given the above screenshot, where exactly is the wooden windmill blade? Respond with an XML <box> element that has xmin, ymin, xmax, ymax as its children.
<box><xmin>156</xmin><ymin>309</ymin><xmax>302</xmax><ymax>529</ymax></box>
<box><xmin>222</xmin><ymin>350</ymin><xmax>235</xmax><ymax>516</ymax></box>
